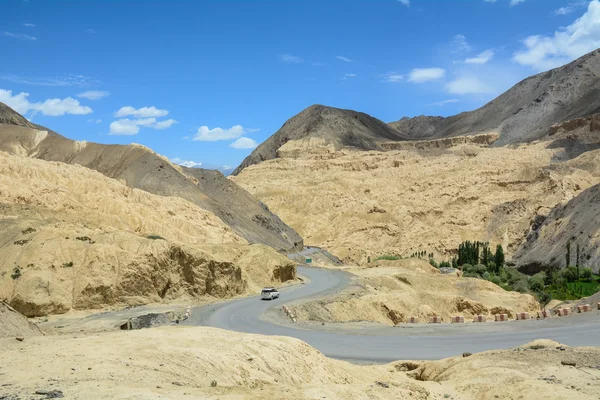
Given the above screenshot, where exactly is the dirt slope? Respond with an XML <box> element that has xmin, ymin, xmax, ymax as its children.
<box><xmin>0</xmin><ymin>150</ymin><xmax>295</xmax><ymax>317</ymax></box>
<box><xmin>0</xmin><ymin>106</ymin><xmax>302</xmax><ymax>253</ymax></box>
<box><xmin>232</xmin><ymin>134</ymin><xmax>600</xmax><ymax>264</ymax></box>
<box><xmin>389</xmin><ymin>48</ymin><xmax>600</xmax><ymax>145</ymax></box>
<box><xmin>1</xmin><ymin>328</ymin><xmax>598</xmax><ymax>399</ymax></box>
<box><xmin>290</xmin><ymin>260</ymin><xmax>539</xmax><ymax>325</ymax></box>
<box><xmin>0</xmin><ymin>301</ymin><xmax>44</xmax><ymax>338</ymax></box>
<box><xmin>232</xmin><ymin>104</ymin><xmax>409</xmax><ymax>175</ymax></box>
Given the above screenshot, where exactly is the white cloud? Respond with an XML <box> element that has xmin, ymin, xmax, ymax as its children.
<box><xmin>342</xmin><ymin>73</ymin><xmax>357</xmax><ymax>80</ymax></box>
<box><xmin>483</xmin><ymin>0</ymin><xmax>497</xmax><ymax>3</ymax></box>
<box><xmin>280</xmin><ymin>54</ymin><xmax>303</xmax><ymax>63</ymax></box>
<box><xmin>88</xmin><ymin>118</ymin><xmax>102</xmax><ymax>124</ymax></box>
<box><xmin>446</xmin><ymin>76</ymin><xmax>494</xmax><ymax>94</ymax></box>
<box><xmin>77</xmin><ymin>90</ymin><xmax>110</xmax><ymax>100</ymax></box>
<box><xmin>398</xmin><ymin>0</ymin><xmax>410</xmax><ymax>6</ymax></box>
<box><xmin>513</xmin><ymin>0</ymin><xmax>600</xmax><ymax>71</ymax></box>
<box><xmin>86</xmin><ymin>29</ymin><xmax>96</xmax><ymax>34</ymax></box>
<box><xmin>230</xmin><ymin>137</ymin><xmax>258</xmax><ymax>149</ymax></box>
<box><xmin>170</xmin><ymin>157</ymin><xmax>202</xmax><ymax>168</ymax></box>
<box><xmin>193</xmin><ymin>125</ymin><xmax>259</xmax><ymax>141</ymax></box>
<box><xmin>336</xmin><ymin>56</ymin><xmax>353</xmax><ymax>63</ymax></box>
<box><xmin>408</xmin><ymin>68</ymin><xmax>446</xmax><ymax>83</ymax></box>
<box><xmin>426</xmin><ymin>99</ymin><xmax>459</xmax><ymax>106</ymax></box>
<box><xmin>0</xmin><ymin>73</ymin><xmax>96</xmax><ymax>87</ymax></box>
<box><xmin>554</xmin><ymin>6</ymin><xmax>574</xmax><ymax>15</ymax></box>
<box><xmin>510</xmin><ymin>0</ymin><xmax>525</xmax><ymax>5</ymax></box>
<box><xmin>109</xmin><ymin>117</ymin><xmax>177</xmax><ymax>135</ymax></box>
<box><xmin>153</xmin><ymin>119</ymin><xmax>177</xmax><ymax>129</ymax></box>
<box><xmin>554</xmin><ymin>3</ymin><xmax>588</xmax><ymax>15</ymax></box>
<box><xmin>115</xmin><ymin>106</ymin><xmax>169</xmax><ymax>118</ymax></box>
<box><xmin>4</xmin><ymin>31</ymin><xmax>37</xmax><ymax>40</ymax></box>
<box><xmin>464</xmin><ymin>50</ymin><xmax>495</xmax><ymax>64</ymax></box>
<box><xmin>383</xmin><ymin>73</ymin><xmax>404</xmax><ymax>83</ymax></box>
<box><xmin>0</xmin><ymin>89</ymin><xmax>92</xmax><ymax>116</ymax></box>
<box><xmin>452</xmin><ymin>34</ymin><xmax>471</xmax><ymax>53</ymax></box>
<box><xmin>23</xmin><ymin>23</ymin><xmax>35</xmax><ymax>27</ymax></box>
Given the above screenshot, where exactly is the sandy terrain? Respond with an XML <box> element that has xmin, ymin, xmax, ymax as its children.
<box><xmin>232</xmin><ymin>134</ymin><xmax>600</xmax><ymax>266</ymax></box>
<box><xmin>0</xmin><ymin>150</ymin><xmax>296</xmax><ymax>317</ymax></box>
<box><xmin>289</xmin><ymin>260</ymin><xmax>539</xmax><ymax>325</ymax></box>
<box><xmin>1</xmin><ymin>326</ymin><xmax>598</xmax><ymax>399</ymax></box>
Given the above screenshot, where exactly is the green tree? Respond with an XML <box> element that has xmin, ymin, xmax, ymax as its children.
<box><xmin>451</xmin><ymin>256</ymin><xmax>458</xmax><ymax>269</ymax></box>
<box><xmin>576</xmin><ymin>243</ymin><xmax>580</xmax><ymax>280</ymax></box>
<box><xmin>494</xmin><ymin>245</ymin><xmax>505</xmax><ymax>273</ymax></box>
<box><xmin>566</xmin><ymin>240</ymin><xmax>571</xmax><ymax>267</ymax></box>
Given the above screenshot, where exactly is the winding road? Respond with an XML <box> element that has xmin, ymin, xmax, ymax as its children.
<box><xmin>187</xmin><ymin>266</ymin><xmax>600</xmax><ymax>363</ymax></box>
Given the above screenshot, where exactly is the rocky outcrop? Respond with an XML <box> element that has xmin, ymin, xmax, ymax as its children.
<box><xmin>514</xmin><ymin>183</ymin><xmax>600</xmax><ymax>274</ymax></box>
<box><xmin>0</xmin><ymin>150</ymin><xmax>296</xmax><ymax>317</ymax></box>
<box><xmin>0</xmin><ymin>301</ymin><xmax>44</xmax><ymax>337</ymax></box>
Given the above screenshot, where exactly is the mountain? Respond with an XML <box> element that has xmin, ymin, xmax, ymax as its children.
<box><xmin>389</xmin><ymin>48</ymin><xmax>600</xmax><ymax>145</ymax></box>
<box><xmin>0</xmin><ymin>104</ymin><xmax>302</xmax><ymax>253</ymax></box>
<box><xmin>235</xmin><ymin>48</ymin><xmax>600</xmax><ymax>175</ymax></box>
<box><xmin>232</xmin><ymin>104</ymin><xmax>409</xmax><ymax>175</ymax></box>
<box><xmin>514</xmin><ymin>182</ymin><xmax>600</xmax><ymax>274</ymax></box>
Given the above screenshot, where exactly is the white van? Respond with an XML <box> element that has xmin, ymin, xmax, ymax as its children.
<box><xmin>261</xmin><ymin>287</ymin><xmax>280</xmax><ymax>300</ymax></box>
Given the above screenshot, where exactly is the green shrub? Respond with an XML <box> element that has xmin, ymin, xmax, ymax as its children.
<box><xmin>375</xmin><ymin>255</ymin><xmax>400</xmax><ymax>261</ymax></box>
<box><xmin>528</xmin><ymin>276</ymin><xmax>545</xmax><ymax>292</ymax></box>
<box><xmin>512</xmin><ymin>280</ymin><xmax>529</xmax><ymax>293</ymax></box>
<box><xmin>581</xmin><ymin>268</ymin><xmax>593</xmax><ymax>281</ymax></box>
<box><xmin>429</xmin><ymin>258</ymin><xmax>438</xmax><ymax>268</ymax></box>
<box><xmin>563</xmin><ymin>266</ymin><xmax>579</xmax><ymax>283</ymax></box>
<box><xmin>463</xmin><ymin>272</ymin><xmax>481</xmax><ymax>278</ymax></box>
<box><xmin>482</xmin><ymin>271</ymin><xmax>491</xmax><ymax>280</ymax></box>
<box><xmin>75</xmin><ymin>236</ymin><xmax>95</xmax><ymax>244</ymax></box>
<box><xmin>61</xmin><ymin>262</ymin><xmax>74</xmax><ymax>268</ymax></box>
<box><xmin>489</xmin><ymin>274</ymin><xmax>502</xmax><ymax>286</ymax></box>
<box><xmin>21</xmin><ymin>227</ymin><xmax>36</xmax><ymax>234</ymax></box>
<box><xmin>464</xmin><ymin>264</ymin><xmax>487</xmax><ymax>276</ymax></box>
<box><xmin>13</xmin><ymin>239</ymin><xmax>30</xmax><ymax>246</ymax></box>
<box><xmin>11</xmin><ymin>267</ymin><xmax>21</xmax><ymax>280</ymax></box>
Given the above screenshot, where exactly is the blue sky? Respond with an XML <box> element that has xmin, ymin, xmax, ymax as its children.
<box><xmin>1</xmin><ymin>0</ymin><xmax>600</xmax><ymax>172</ymax></box>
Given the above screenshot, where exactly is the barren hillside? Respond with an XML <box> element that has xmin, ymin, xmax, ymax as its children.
<box><xmin>0</xmin><ymin>150</ymin><xmax>295</xmax><ymax>317</ymax></box>
<box><xmin>0</xmin><ymin>105</ymin><xmax>302</xmax><ymax>253</ymax></box>
<box><xmin>232</xmin><ymin>133</ymin><xmax>600</xmax><ymax>265</ymax></box>
<box><xmin>232</xmin><ymin>104</ymin><xmax>409</xmax><ymax>174</ymax></box>
<box><xmin>290</xmin><ymin>259</ymin><xmax>539</xmax><ymax>325</ymax></box>
<box><xmin>1</xmin><ymin>328</ymin><xmax>598</xmax><ymax>399</ymax></box>
<box><xmin>390</xmin><ymin>48</ymin><xmax>600</xmax><ymax>145</ymax></box>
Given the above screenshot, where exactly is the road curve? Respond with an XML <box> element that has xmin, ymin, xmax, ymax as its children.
<box><xmin>187</xmin><ymin>267</ymin><xmax>600</xmax><ymax>362</ymax></box>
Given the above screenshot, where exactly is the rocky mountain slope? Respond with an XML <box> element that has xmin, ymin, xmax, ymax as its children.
<box><xmin>0</xmin><ymin>148</ymin><xmax>295</xmax><ymax>317</ymax></box>
<box><xmin>0</xmin><ymin>104</ymin><xmax>302</xmax><ymax>253</ymax></box>
<box><xmin>232</xmin><ymin>104</ymin><xmax>409</xmax><ymax>174</ymax></box>
<box><xmin>514</xmin><ymin>183</ymin><xmax>600</xmax><ymax>273</ymax></box>
<box><xmin>0</xmin><ymin>150</ymin><xmax>295</xmax><ymax>316</ymax></box>
<box><xmin>513</xmin><ymin>115</ymin><xmax>600</xmax><ymax>273</ymax></box>
<box><xmin>235</xmin><ymin>49</ymin><xmax>600</xmax><ymax>176</ymax></box>
<box><xmin>232</xmin><ymin>132</ymin><xmax>600</xmax><ymax>264</ymax></box>
<box><xmin>390</xmin><ymin>48</ymin><xmax>600</xmax><ymax>145</ymax></box>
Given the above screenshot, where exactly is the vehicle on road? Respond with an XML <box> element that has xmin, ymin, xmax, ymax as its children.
<box><xmin>261</xmin><ymin>287</ymin><xmax>280</xmax><ymax>300</ymax></box>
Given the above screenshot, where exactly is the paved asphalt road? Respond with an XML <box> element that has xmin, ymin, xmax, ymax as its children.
<box><xmin>187</xmin><ymin>266</ymin><xmax>600</xmax><ymax>363</ymax></box>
